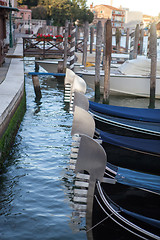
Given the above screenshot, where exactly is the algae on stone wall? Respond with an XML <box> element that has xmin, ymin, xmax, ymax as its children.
<box><xmin>0</xmin><ymin>92</ymin><xmax>26</xmax><ymax>169</ymax></box>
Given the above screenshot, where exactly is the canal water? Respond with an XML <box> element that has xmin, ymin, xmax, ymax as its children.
<box><xmin>0</xmin><ymin>60</ymin><xmax>93</xmax><ymax>240</ymax></box>
<box><xmin>0</xmin><ymin>38</ymin><xmax>160</xmax><ymax>239</ymax></box>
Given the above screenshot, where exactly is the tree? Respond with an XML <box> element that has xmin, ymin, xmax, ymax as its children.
<box><xmin>72</xmin><ymin>0</ymin><xmax>87</xmax><ymax>8</ymax></box>
<box><xmin>31</xmin><ymin>6</ymin><xmax>47</xmax><ymax>19</ymax></box>
<box><xmin>77</xmin><ymin>8</ymin><xmax>94</xmax><ymax>24</ymax></box>
<box><xmin>50</xmin><ymin>0</ymin><xmax>93</xmax><ymax>26</ymax></box>
<box><xmin>51</xmin><ymin>0</ymin><xmax>72</xmax><ymax>25</ymax></box>
<box><xmin>17</xmin><ymin>0</ymin><xmax>94</xmax><ymax>25</ymax></box>
<box><xmin>17</xmin><ymin>0</ymin><xmax>39</xmax><ymax>7</ymax></box>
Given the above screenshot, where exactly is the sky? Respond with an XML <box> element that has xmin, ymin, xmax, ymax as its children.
<box><xmin>87</xmin><ymin>0</ymin><xmax>160</xmax><ymax>17</ymax></box>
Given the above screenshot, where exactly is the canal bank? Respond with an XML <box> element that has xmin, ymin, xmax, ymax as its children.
<box><xmin>0</xmin><ymin>39</ymin><xmax>26</xmax><ymax>169</ymax></box>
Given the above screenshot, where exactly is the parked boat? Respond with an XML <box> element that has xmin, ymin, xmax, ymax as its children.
<box><xmin>89</xmin><ymin>100</ymin><xmax>160</xmax><ymax>123</ymax></box>
<box><xmin>74</xmin><ymin>134</ymin><xmax>160</xmax><ymax>240</ymax></box>
<box><xmin>72</xmin><ymin>91</ymin><xmax>160</xmax><ymax>139</ymax></box>
<box><xmin>90</xmin><ymin>109</ymin><xmax>160</xmax><ymax>139</ymax></box>
<box><xmin>71</xmin><ymin>105</ymin><xmax>160</xmax><ymax>175</ymax></box>
<box><xmin>76</xmin><ymin>57</ymin><xmax>160</xmax><ymax>98</ymax></box>
<box><xmin>36</xmin><ymin>52</ymin><xmax>128</xmax><ymax>74</ymax></box>
<box><xmin>64</xmin><ymin>69</ymin><xmax>86</xmax><ymax>103</ymax></box>
<box><xmin>99</xmin><ymin>130</ymin><xmax>160</xmax><ymax>175</ymax></box>
<box><xmin>93</xmin><ymin>179</ymin><xmax>160</xmax><ymax>240</ymax></box>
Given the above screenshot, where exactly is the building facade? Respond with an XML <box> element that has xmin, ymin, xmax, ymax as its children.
<box><xmin>16</xmin><ymin>5</ymin><xmax>31</xmax><ymax>21</ymax></box>
<box><xmin>90</xmin><ymin>4</ymin><xmax>125</xmax><ymax>31</ymax></box>
<box><xmin>0</xmin><ymin>0</ymin><xmax>18</xmax><ymax>66</ymax></box>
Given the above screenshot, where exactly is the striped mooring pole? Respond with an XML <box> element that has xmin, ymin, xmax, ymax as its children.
<box><xmin>69</xmin><ymin>23</ymin><xmax>76</xmax><ymax>71</ymax></box>
<box><xmin>129</xmin><ymin>30</ymin><xmax>135</xmax><ymax>60</ymax></box>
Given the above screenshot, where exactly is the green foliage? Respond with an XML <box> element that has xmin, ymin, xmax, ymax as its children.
<box><xmin>77</xmin><ymin>8</ymin><xmax>94</xmax><ymax>24</ymax></box>
<box><xmin>72</xmin><ymin>0</ymin><xmax>87</xmax><ymax>9</ymax></box>
<box><xmin>31</xmin><ymin>5</ymin><xmax>47</xmax><ymax>19</ymax></box>
<box><xmin>51</xmin><ymin>0</ymin><xmax>72</xmax><ymax>26</ymax></box>
<box><xmin>18</xmin><ymin>0</ymin><xmax>94</xmax><ymax>25</ymax></box>
<box><xmin>51</xmin><ymin>0</ymin><xmax>93</xmax><ymax>26</ymax></box>
<box><xmin>17</xmin><ymin>0</ymin><xmax>39</xmax><ymax>7</ymax></box>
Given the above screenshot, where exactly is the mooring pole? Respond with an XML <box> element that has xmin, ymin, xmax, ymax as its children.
<box><xmin>125</xmin><ymin>28</ymin><xmax>129</xmax><ymax>53</ymax></box>
<box><xmin>115</xmin><ymin>28</ymin><xmax>121</xmax><ymax>52</ymax></box>
<box><xmin>57</xmin><ymin>61</ymin><xmax>64</xmax><ymax>73</ymax></box>
<box><xmin>82</xmin><ymin>21</ymin><xmax>89</xmax><ymax>69</ymax></box>
<box><xmin>35</xmin><ymin>59</ymin><xmax>39</xmax><ymax>72</ymax></box>
<box><xmin>95</xmin><ymin>21</ymin><xmax>102</xmax><ymax>101</ymax></box>
<box><xmin>102</xmin><ymin>23</ymin><xmax>106</xmax><ymax>70</ymax></box>
<box><xmin>69</xmin><ymin>23</ymin><xmax>76</xmax><ymax>71</ymax></box>
<box><xmin>75</xmin><ymin>24</ymin><xmax>78</xmax><ymax>52</ymax></box>
<box><xmin>103</xmin><ymin>19</ymin><xmax>112</xmax><ymax>104</ymax></box>
<box><xmin>147</xmin><ymin>27</ymin><xmax>151</xmax><ymax>58</ymax></box>
<box><xmin>129</xmin><ymin>30</ymin><xmax>135</xmax><ymax>60</ymax></box>
<box><xmin>139</xmin><ymin>28</ymin><xmax>144</xmax><ymax>55</ymax></box>
<box><xmin>63</xmin><ymin>20</ymin><xmax>69</xmax><ymax>72</ymax></box>
<box><xmin>148</xmin><ymin>22</ymin><xmax>157</xmax><ymax>109</ymax></box>
<box><xmin>133</xmin><ymin>24</ymin><xmax>140</xmax><ymax>59</ymax></box>
<box><xmin>32</xmin><ymin>75</ymin><xmax>42</xmax><ymax>99</ymax></box>
<box><xmin>90</xmin><ymin>27</ymin><xmax>94</xmax><ymax>54</ymax></box>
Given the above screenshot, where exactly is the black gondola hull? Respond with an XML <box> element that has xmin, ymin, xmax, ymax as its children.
<box><xmin>101</xmin><ymin>141</ymin><xmax>160</xmax><ymax>175</ymax></box>
<box><xmin>91</xmin><ymin>109</ymin><xmax>160</xmax><ymax>139</ymax></box>
<box><xmin>92</xmin><ymin>182</ymin><xmax>160</xmax><ymax>240</ymax></box>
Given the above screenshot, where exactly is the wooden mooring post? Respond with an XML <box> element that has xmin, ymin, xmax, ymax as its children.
<box><xmin>139</xmin><ymin>28</ymin><xmax>144</xmax><ymax>55</ymax></box>
<box><xmin>148</xmin><ymin>22</ymin><xmax>157</xmax><ymax>109</ymax></box>
<box><xmin>115</xmin><ymin>28</ymin><xmax>121</xmax><ymax>52</ymax></box>
<box><xmin>103</xmin><ymin>19</ymin><xmax>112</xmax><ymax>104</ymax></box>
<box><xmin>90</xmin><ymin>27</ymin><xmax>94</xmax><ymax>54</ymax></box>
<box><xmin>147</xmin><ymin>28</ymin><xmax>151</xmax><ymax>58</ymax></box>
<box><xmin>129</xmin><ymin>24</ymin><xmax>140</xmax><ymax>59</ymax></box>
<box><xmin>95</xmin><ymin>21</ymin><xmax>102</xmax><ymax>101</ymax></box>
<box><xmin>35</xmin><ymin>60</ymin><xmax>39</xmax><ymax>72</ymax></box>
<box><xmin>125</xmin><ymin>28</ymin><xmax>129</xmax><ymax>53</ymax></box>
<box><xmin>62</xmin><ymin>19</ymin><xmax>69</xmax><ymax>73</ymax></box>
<box><xmin>82</xmin><ymin>21</ymin><xmax>89</xmax><ymax>69</ymax></box>
<box><xmin>133</xmin><ymin>24</ymin><xmax>140</xmax><ymax>59</ymax></box>
<box><xmin>32</xmin><ymin>75</ymin><xmax>42</xmax><ymax>99</ymax></box>
<box><xmin>129</xmin><ymin>30</ymin><xmax>135</xmax><ymax>60</ymax></box>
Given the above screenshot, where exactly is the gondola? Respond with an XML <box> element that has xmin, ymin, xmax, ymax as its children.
<box><xmin>99</xmin><ymin>130</ymin><xmax>160</xmax><ymax>175</ymax></box>
<box><xmin>72</xmin><ymin>106</ymin><xmax>160</xmax><ymax>175</ymax></box>
<box><xmin>89</xmin><ymin>100</ymin><xmax>160</xmax><ymax>123</ymax></box>
<box><xmin>72</xmin><ymin>91</ymin><xmax>160</xmax><ymax>139</ymax></box>
<box><xmin>74</xmin><ymin>134</ymin><xmax>160</xmax><ymax>240</ymax></box>
<box><xmin>89</xmin><ymin>100</ymin><xmax>160</xmax><ymax>139</ymax></box>
<box><xmin>89</xmin><ymin>108</ymin><xmax>160</xmax><ymax>139</ymax></box>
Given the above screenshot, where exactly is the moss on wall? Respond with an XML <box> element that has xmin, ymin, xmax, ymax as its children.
<box><xmin>0</xmin><ymin>91</ymin><xmax>26</xmax><ymax>169</ymax></box>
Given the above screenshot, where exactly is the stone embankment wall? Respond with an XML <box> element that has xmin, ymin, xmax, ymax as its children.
<box><xmin>0</xmin><ymin>41</ymin><xmax>26</xmax><ymax>169</ymax></box>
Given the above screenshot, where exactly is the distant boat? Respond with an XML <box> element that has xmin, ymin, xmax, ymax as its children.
<box><xmin>76</xmin><ymin>56</ymin><xmax>160</xmax><ymax>99</ymax></box>
<box><xmin>35</xmin><ymin>52</ymin><xmax>128</xmax><ymax>74</ymax></box>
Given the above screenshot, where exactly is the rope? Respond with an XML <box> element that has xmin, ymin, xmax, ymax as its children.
<box><xmin>86</xmin><ymin>195</ymin><xmax>114</xmax><ymax>233</ymax></box>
